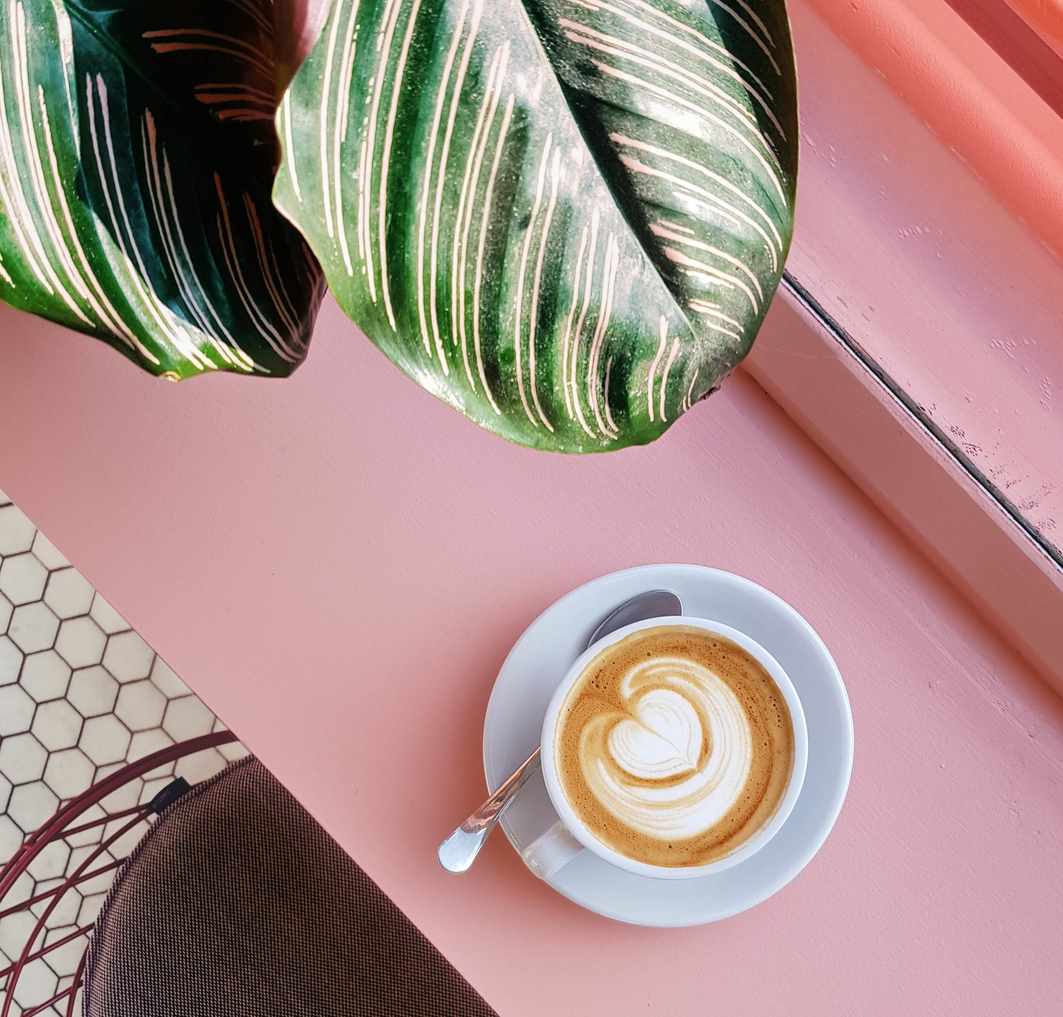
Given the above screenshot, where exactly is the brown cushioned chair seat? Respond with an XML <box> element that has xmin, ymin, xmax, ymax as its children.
<box><xmin>84</xmin><ymin>757</ymin><xmax>497</xmax><ymax>1017</ymax></box>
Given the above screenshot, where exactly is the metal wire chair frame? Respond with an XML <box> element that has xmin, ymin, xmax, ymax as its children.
<box><xmin>0</xmin><ymin>731</ymin><xmax>238</xmax><ymax>1017</ymax></box>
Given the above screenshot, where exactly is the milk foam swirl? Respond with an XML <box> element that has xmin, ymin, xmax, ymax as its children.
<box><xmin>579</xmin><ymin>655</ymin><xmax>753</xmax><ymax>842</ymax></box>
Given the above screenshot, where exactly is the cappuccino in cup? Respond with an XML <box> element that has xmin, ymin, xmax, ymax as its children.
<box><xmin>553</xmin><ymin>624</ymin><xmax>796</xmax><ymax>868</ymax></box>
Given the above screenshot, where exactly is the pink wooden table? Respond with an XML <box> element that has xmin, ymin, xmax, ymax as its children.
<box><xmin>2</xmin><ymin>291</ymin><xmax>1062</xmax><ymax>1015</ymax></box>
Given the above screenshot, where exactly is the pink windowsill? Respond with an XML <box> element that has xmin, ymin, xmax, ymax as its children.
<box><xmin>2</xmin><ymin>290</ymin><xmax>1062</xmax><ymax>1013</ymax></box>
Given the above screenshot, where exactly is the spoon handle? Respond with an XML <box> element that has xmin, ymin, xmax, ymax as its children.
<box><xmin>437</xmin><ymin>747</ymin><xmax>542</xmax><ymax>872</ymax></box>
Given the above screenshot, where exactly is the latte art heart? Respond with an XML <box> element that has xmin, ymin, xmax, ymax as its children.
<box><xmin>609</xmin><ymin>689</ymin><xmax>702</xmax><ymax>780</ymax></box>
<box><xmin>584</xmin><ymin>659</ymin><xmax>754</xmax><ymax>842</ymax></box>
<box><xmin>555</xmin><ymin>626</ymin><xmax>795</xmax><ymax>868</ymax></box>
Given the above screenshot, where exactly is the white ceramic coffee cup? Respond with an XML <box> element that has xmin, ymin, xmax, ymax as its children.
<box><xmin>523</xmin><ymin>616</ymin><xmax>808</xmax><ymax>880</ymax></box>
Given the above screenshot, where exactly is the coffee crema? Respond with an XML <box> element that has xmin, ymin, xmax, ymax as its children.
<box><xmin>555</xmin><ymin>625</ymin><xmax>794</xmax><ymax>868</ymax></box>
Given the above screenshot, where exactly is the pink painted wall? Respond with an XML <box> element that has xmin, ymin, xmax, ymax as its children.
<box><xmin>1</xmin><ymin>295</ymin><xmax>1062</xmax><ymax>1014</ymax></box>
<box><xmin>807</xmin><ymin>0</ymin><xmax>1063</xmax><ymax>260</ymax></box>
<box><xmin>1005</xmin><ymin>0</ymin><xmax>1063</xmax><ymax>59</ymax></box>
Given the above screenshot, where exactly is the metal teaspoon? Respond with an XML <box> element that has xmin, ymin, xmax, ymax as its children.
<box><xmin>437</xmin><ymin>589</ymin><xmax>682</xmax><ymax>872</ymax></box>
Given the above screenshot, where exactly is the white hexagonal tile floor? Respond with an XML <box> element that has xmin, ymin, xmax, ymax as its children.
<box><xmin>0</xmin><ymin>491</ymin><xmax>248</xmax><ymax>1016</ymax></box>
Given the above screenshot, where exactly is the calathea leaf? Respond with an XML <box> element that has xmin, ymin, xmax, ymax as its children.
<box><xmin>275</xmin><ymin>0</ymin><xmax>797</xmax><ymax>451</ymax></box>
<box><xmin>0</xmin><ymin>0</ymin><xmax>324</xmax><ymax>379</ymax></box>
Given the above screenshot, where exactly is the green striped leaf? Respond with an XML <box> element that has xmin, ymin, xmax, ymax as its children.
<box><xmin>275</xmin><ymin>0</ymin><xmax>797</xmax><ymax>451</ymax></box>
<box><xmin>0</xmin><ymin>0</ymin><xmax>324</xmax><ymax>379</ymax></box>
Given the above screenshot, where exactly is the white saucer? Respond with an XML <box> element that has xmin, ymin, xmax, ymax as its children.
<box><xmin>483</xmin><ymin>565</ymin><xmax>854</xmax><ymax>927</ymax></box>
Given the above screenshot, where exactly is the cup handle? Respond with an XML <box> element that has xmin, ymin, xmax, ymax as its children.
<box><xmin>521</xmin><ymin>820</ymin><xmax>584</xmax><ymax>878</ymax></box>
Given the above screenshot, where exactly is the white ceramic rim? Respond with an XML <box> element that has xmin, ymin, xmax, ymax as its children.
<box><xmin>538</xmin><ymin>615</ymin><xmax>809</xmax><ymax>880</ymax></box>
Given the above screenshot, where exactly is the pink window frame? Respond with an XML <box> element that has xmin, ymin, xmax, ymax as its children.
<box><xmin>746</xmin><ymin>0</ymin><xmax>1063</xmax><ymax>693</ymax></box>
